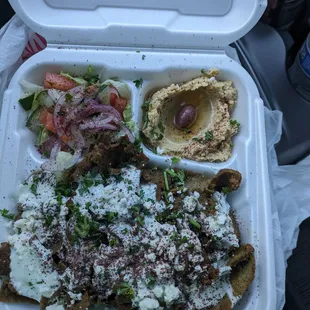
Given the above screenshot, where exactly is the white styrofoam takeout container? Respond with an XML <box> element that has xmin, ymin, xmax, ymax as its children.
<box><xmin>0</xmin><ymin>1</ymin><xmax>276</xmax><ymax>309</ymax></box>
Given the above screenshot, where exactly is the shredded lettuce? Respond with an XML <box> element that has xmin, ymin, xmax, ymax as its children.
<box><xmin>37</xmin><ymin>127</ymin><xmax>50</xmax><ymax>146</ymax></box>
<box><xmin>60</xmin><ymin>72</ymin><xmax>88</xmax><ymax>85</ymax></box>
<box><xmin>101</xmin><ymin>79</ymin><xmax>131</xmax><ymax>100</ymax></box>
<box><xmin>19</xmin><ymin>80</ymin><xmax>44</xmax><ymax>94</ymax></box>
<box><xmin>123</xmin><ymin>103</ymin><xmax>135</xmax><ymax>130</ymax></box>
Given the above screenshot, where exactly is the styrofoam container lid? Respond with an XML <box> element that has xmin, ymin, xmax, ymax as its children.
<box><xmin>9</xmin><ymin>0</ymin><xmax>267</xmax><ymax>49</ymax></box>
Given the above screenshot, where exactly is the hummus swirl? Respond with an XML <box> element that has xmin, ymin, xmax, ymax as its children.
<box><xmin>142</xmin><ymin>69</ymin><xmax>239</xmax><ymax>162</ymax></box>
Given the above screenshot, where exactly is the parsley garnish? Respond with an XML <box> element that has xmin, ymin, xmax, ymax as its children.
<box><xmin>30</xmin><ymin>175</ymin><xmax>40</xmax><ymax>195</ymax></box>
<box><xmin>107</xmin><ymin>212</ymin><xmax>118</xmax><ymax>222</ymax></box>
<box><xmin>180</xmin><ymin>236</ymin><xmax>188</xmax><ymax>243</ymax></box>
<box><xmin>136</xmin><ymin>50</ymin><xmax>141</xmax><ymax>53</ymax></box>
<box><xmin>133</xmin><ymin>78</ymin><xmax>143</xmax><ymax>88</ymax></box>
<box><xmin>190</xmin><ymin>218</ymin><xmax>201</xmax><ymax>230</ymax></box>
<box><xmin>134</xmin><ymin>137</ymin><xmax>143</xmax><ymax>152</ymax></box>
<box><xmin>142</xmin><ymin>55</ymin><xmax>146</xmax><ymax>60</ymax></box>
<box><xmin>192</xmin><ymin>137</ymin><xmax>201</xmax><ymax>142</ymax></box>
<box><xmin>65</xmin><ymin>93</ymin><xmax>73</xmax><ymax>102</ymax></box>
<box><xmin>115</xmin><ymin>282</ymin><xmax>135</xmax><ymax>300</ymax></box>
<box><xmin>163</xmin><ymin>171</ymin><xmax>169</xmax><ymax>191</ymax></box>
<box><xmin>170</xmin><ymin>232</ymin><xmax>178</xmax><ymax>241</ymax></box>
<box><xmin>136</xmin><ymin>216</ymin><xmax>145</xmax><ymax>226</ymax></box>
<box><xmin>122</xmin><ymin>228</ymin><xmax>129</xmax><ymax>234</ymax></box>
<box><xmin>222</xmin><ymin>187</ymin><xmax>232</xmax><ymax>194</ymax></box>
<box><xmin>205</xmin><ymin>131</ymin><xmax>214</xmax><ymax>141</ymax></box>
<box><xmin>171</xmin><ymin>157</ymin><xmax>181</xmax><ymax>164</ymax></box>
<box><xmin>230</xmin><ymin>119</ymin><xmax>241</xmax><ymax>128</ymax></box>
<box><xmin>0</xmin><ymin>209</ymin><xmax>15</xmax><ymax>220</ymax></box>
<box><xmin>28</xmin><ymin>282</ymin><xmax>33</xmax><ymax>287</ymax></box>
<box><xmin>166</xmin><ymin>169</ymin><xmax>185</xmax><ymax>186</ymax></box>
<box><xmin>45</xmin><ymin>215</ymin><xmax>53</xmax><ymax>227</ymax></box>
<box><xmin>109</xmin><ymin>238</ymin><xmax>118</xmax><ymax>247</ymax></box>
<box><xmin>201</xmin><ymin>69</ymin><xmax>206</xmax><ymax>75</ymax></box>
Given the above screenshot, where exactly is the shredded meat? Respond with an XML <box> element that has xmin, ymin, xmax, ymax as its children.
<box><xmin>70</xmin><ymin>136</ymin><xmax>148</xmax><ymax>180</ymax></box>
<box><xmin>209</xmin><ymin>294</ymin><xmax>232</xmax><ymax>310</ymax></box>
<box><xmin>0</xmin><ymin>280</ymin><xmax>38</xmax><ymax>304</ymax></box>
<box><xmin>209</xmin><ymin>169</ymin><xmax>242</xmax><ymax>192</ymax></box>
<box><xmin>0</xmin><ymin>242</ymin><xmax>10</xmax><ymax>276</ymax></box>
<box><xmin>141</xmin><ymin>169</ymin><xmax>165</xmax><ymax>201</ymax></box>
<box><xmin>230</xmin><ymin>252</ymin><xmax>255</xmax><ymax>297</ymax></box>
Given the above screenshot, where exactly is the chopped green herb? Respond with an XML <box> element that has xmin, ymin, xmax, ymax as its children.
<box><xmin>107</xmin><ymin>212</ymin><xmax>118</xmax><ymax>222</ymax></box>
<box><xmin>192</xmin><ymin>137</ymin><xmax>201</xmax><ymax>142</ymax></box>
<box><xmin>142</xmin><ymin>100</ymin><xmax>150</xmax><ymax>111</ymax></box>
<box><xmin>148</xmin><ymin>274</ymin><xmax>156</xmax><ymax>286</ymax></box>
<box><xmin>65</xmin><ymin>93</ymin><xmax>73</xmax><ymax>102</ymax></box>
<box><xmin>28</xmin><ymin>282</ymin><xmax>33</xmax><ymax>287</ymax></box>
<box><xmin>230</xmin><ymin>142</ymin><xmax>234</xmax><ymax>149</ymax></box>
<box><xmin>222</xmin><ymin>187</ymin><xmax>232</xmax><ymax>194</ymax></box>
<box><xmin>188</xmin><ymin>243</ymin><xmax>195</xmax><ymax>249</ymax></box>
<box><xmin>205</xmin><ymin>131</ymin><xmax>214</xmax><ymax>141</ymax></box>
<box><xmin>83</xmin><ymin>65</ymin><xmax>99</xmax><ymax>84</ymax></box>
<box><xmin>122</xmin><ymin>228</ymin><xmax>129</xmax><ymax>234</ymax></box>
<box><xmin>142</xmin><ymin>55</ymin><xmax>146</xmax><ymax>60</ymax></box>
<box><xmin>85</xmin><ymin>202</ymin><xmax>92</xmax><ymax>209</ymax></box>
<box><xmin>170</xmin><ymin>232</ymin><xmax>178</xmax><ymax>241</ymax></box>
<box><xmin>136</xmin><ymin>216</ymin><xmax>145</xmax><ymax>226</ymax></box>
<box><xmin>45</xmin><ymin>215</ymin><xmax>53</xmax><ymax>227</ymax></box>
<box><xmin>190</xmin><ymin>218</ymin><xmax>201</xmax><ymax>230</ymax></box>
<box><xmin>36</xmin><ymin>281</ymin><xmax>44</xmax><ymax>284</ymax></box>
<box><xmin>30</xmin><ymin>175</ymin><xmax>40</xmax><ymax>195</ymax></box>
<box><xmin>146</xmin><ymin>198</ymin><xmax>155</xmax><ymax>204</ymax></box>
<box><xmin>166</xmin><ymin>169</ymin><xmax>185</xmax><ymax>186</ymax></box>
<box><xmin>136</xmin><ymin>50</ymin><xmax>141</xmax><ymax>53</ymax></box>
<box><xmin>230</xmin><ymin>119</ymin><xmax>240</xmax><ymax>128</ymax></box>
<box><xmin>130</xmin><ymin>205</ymin><xmax>140</xmax><ymax>213</ymax></box>
<box><xmin>134</xmin><ymin>138</ymin><xmax>143</xmax><ymax>152</ymax></box>
<box><xmin>201</xmin><ymin>69</ymin><xmax>206</xmax><ymax>75</ymax></box>
<box><xmin>115</xmin><ymin>282</ymin><xmax>135</xmax><ymax>300</ymax></box>
<box><xmin>109</xmin><ymin>238</ymin><xmax>118</xmax><ymax>247</ymax></box>
<box><xmin>0</xmin><ymin>209</ymin><xmax>15</xmax><ymax>220</ymax></box>
<box><xmin>133</xmin><ymin>78</ymin><xmax>143</xmax><ymax>88</ymax></box>
<box><xmin>75</xmin><ymin>215</ymin><xmax>91</xmax><ymax>238</ymax></box>
<box><xmin>128</xmin><ymin>186</ymin><xmax>133</xmax><ymax>191</ymax></box>
<box><xmin>163</xmin><ymin>171</ymin><xmax>169</xmax><ymax>191</ymax></box>
<box><xmin>140</xmin><ymin>190</ymin><xmax>144</xmax><ymax>197</ymax></box>
<box><xmin>183</xmin><ymin>127</ymin><xmax>190</xmax><ymax>134</ymax></box>
<box><xmin>143</xmin><ymin>112</ymin><xmax>149</xmax><ymax>129</ymax></box>
<box><xmin>56</xmin><ymin>194</ymin><xmax>62</xmax><ymax>205</ymax></box>
<box><xmin>171</xmin><ymin>157</ymin><xmax>181</xmax><ymax>164</ymax></box>
<box><xmin>180</xmin><ymin>236</ymin><xmax>188</xmax><ymax>243</ymax></box>
<box><xmin>98</xmin><ymin>84</ymin><xmax>108</xmax><ymax>94</ymax></box>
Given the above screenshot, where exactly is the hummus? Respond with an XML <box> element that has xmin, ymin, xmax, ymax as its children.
<box><xmin>141</xmin><ymin>69</ymin><xmax>239</xmax><ymax>162</ymax></box>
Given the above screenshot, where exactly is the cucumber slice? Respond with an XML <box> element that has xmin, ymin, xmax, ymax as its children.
<box><xmin>26</xmin><ymin>106</ymin><xmax>42</xmax><ymax>133</ymax></box>
<box><xmin>19</xmin><ymin>93</ymin><xmax>35</xmax><ymax>111</ymax></box>
<box><xmin>37</xmin><ymin>127</ymin><xmax>50</xmax><ymax>146</ymax></box>
<box><xmin>36</xmin><ymin>91</ymin><xmax>54</xmax><ymax>108</ymax></box>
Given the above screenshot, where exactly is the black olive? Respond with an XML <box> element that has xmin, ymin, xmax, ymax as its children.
<box><xmin>173</xmin><ymin>104</ymin><xmax>197</xmax><ymax>129</ymax></box>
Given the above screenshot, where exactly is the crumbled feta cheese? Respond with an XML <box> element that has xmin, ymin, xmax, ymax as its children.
<box><xmin>139</xmin><ymin>297</ymin><xmax>160</xmax><ymax>310</ymax></box>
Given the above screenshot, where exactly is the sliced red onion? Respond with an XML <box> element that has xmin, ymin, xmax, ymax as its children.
<box><xmin>80</xmin><ymin>120</ymin><xmax>118</xmax><ymax>131</ymax></box>
<box><xmin>50</xmin><ymin>140</ymin><xmax>62</xmax><ymax>160</ymax></box>
<box><xmin>54</xmin><ymin>86</ymin><xmax>85</xmax><ymax>138</ymax></box>
<box><xmin>79</xmin><ymin>115</ymin><xmax>114</xmax><ymax>130</ymax></box>
<box><xmin>70</xmin><ymin>124</ymin><xmax>85</xmax><ymax>150</ymax></box>
<box><xmin>79</xmin><ymin>99</ymin><xmax>122</xmax><ymax>121</ymax></box>
<box><xmin>120</xmin><ymin>122</ymin><xmax>135</xmax><ymax>143</ymax></box>
<box><xmin>38</xmin><ymin>135</ymin><xmax>58</xmax><ymax>156</ymax></box>
<box><xmin>48</xmin><ymin>89</ymin><xmax>65</xmax><ymax>103</ymax></box>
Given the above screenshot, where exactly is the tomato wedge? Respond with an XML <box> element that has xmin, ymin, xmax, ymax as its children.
<box><xmin>44</xmin><ymin>72</ymin><xmax>77</xmax><ymax>91</ymax></box>
<box><xmin>110</xmin><ymin>93</ymin><xmax>118</xmax><ymax>107</ymax></box>
<box><xmin>111</xmin><ymin>97</ymin><xmax>127</xmax><ymax>114</ymax></box>
<box><xmin>39</xmin><ymin>109</ymin><xmax>56</xmax><ymax>133</ymax></box>
<box><xmin>39</xmin><ymin>109</ymin><xmax>70</xmax><ymax>143</ymax></box>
